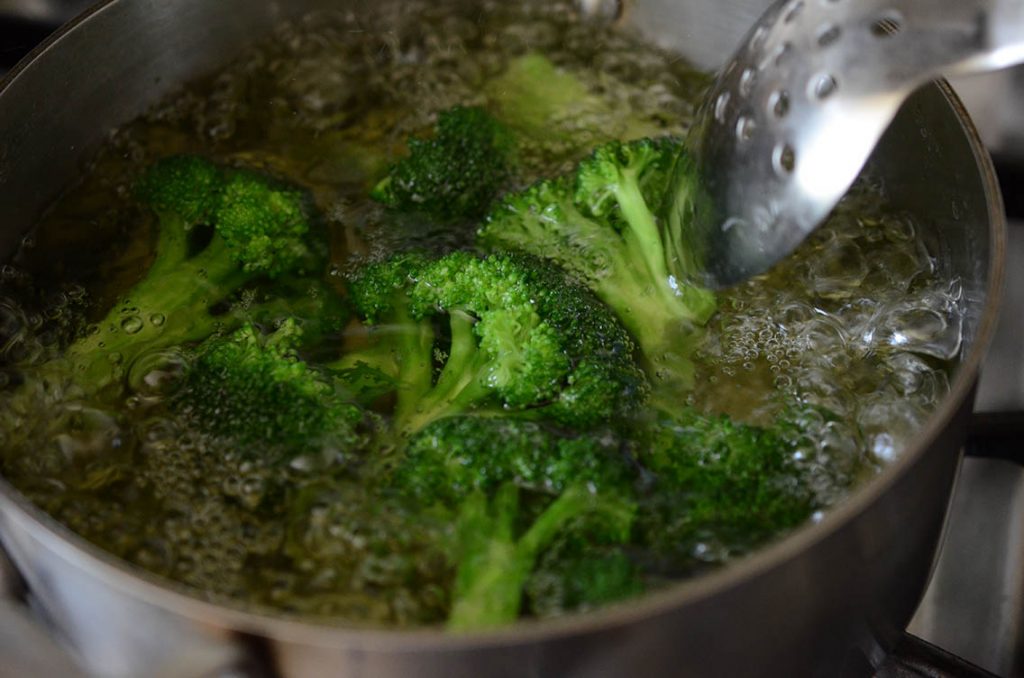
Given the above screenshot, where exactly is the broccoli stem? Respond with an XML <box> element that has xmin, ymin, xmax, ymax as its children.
<box><xmin>448</xmin><ymin>484</ymin><xmax>593</xmax><ymax>631</ymax></box>
<box><xmin>65</xmin><ymin>230</ymin><xmax>248</xmax><ymax>388</ymax></box>
<box><xmin>392</xmin><ymin>303</ymin><xmax>435</xmax><ymax>428</ymax></box>
<box><xmin>397</xmin><ymin>311</ymin><xmax>491</xmax><ymax>436</ymax></box>
<box><xmin>615</xmin><ymin>170</ymin><xmax>671</xmax><ymax>285</ymax></box>
<box><xmin>591</xmin><ymin>261</ymin><xmax>705</xmax><ymax>389</ymax></box>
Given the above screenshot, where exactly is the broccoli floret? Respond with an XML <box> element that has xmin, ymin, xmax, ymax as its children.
<box><xmin>480</xmin><ymin>138</ymin><xmax>716</xmax><ymax>391</ymax></box>
<box><xmin>371</xmin><ymin>106</ymin><xmax>515</xmax><ymax>221</ymax></box>
<box><xmin>527</xmin><ymin>545</ymin><xmax>643</xmax><ymax>618</ymax></box>
<box><xmin>484</xmin><ymin>53</ymin><xmax>664</xmax><ymax>151</ymax></box>
<box><xmin>447</xmin><ymin>482</ymin><xmax>633</xmax><ymax>631</ymax></box>
<box><xmin>395</xmin><ymin>416</ymin><xmax>635</xmax><ymax>504</ymax></box>
<box><xmin>635</xmin><ymin>406</ymin><xmax>830</xmax><ymax>569</ymax></box>
<box><xmin>216</xmin><ymin>170</ymin><xmax>316</xmax><ymax>277</ymax></box>
<box><xmin>64</xmin><ymin>155</ymin><xmax>325</xmax><ymax>391</ymax></box>
<box><xmin>133</xmin><ymin>154</ymin><xmax>223</xmax><ymax>224</ymax></box>
<box><xmin>340</xmin><ymin>251</ymin><xmax>646</xmax><ymax>438</ymax></box>
<box><xmin>175</xmin><ymin>320</ymin><xmax>365</xmax><ymax>457</ymax></box>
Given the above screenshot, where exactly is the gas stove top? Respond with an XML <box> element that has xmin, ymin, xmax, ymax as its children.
<box><xmin>1</xmin><ymin>3</ymin><xmax>1023</xmax><ymax>677</ymax></box>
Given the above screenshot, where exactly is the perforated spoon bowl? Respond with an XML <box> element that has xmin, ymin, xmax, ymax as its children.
<box><xmin>682</xmin><ymin>0</ymin><xmax>1024</xmax><ymax>288</ymax></box>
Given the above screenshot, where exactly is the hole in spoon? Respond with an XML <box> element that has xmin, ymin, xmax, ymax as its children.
<box><xmin>768</xmin><ymin>90</ymin><xmax>790</xmax><ymax>118</ymax></box>
<box><xmin>810</xmin><ymin>73</ymin><xmax>838</xmax><ymax>99</ymax></box>
<box><xmin>774</xmin><ymin>42</ymin><xmax>794</xmax><ymax>67</ymax></box>
<box><xmin>749</xmin><ymin>25</ymin><xmax>768</xmax><ymax>51</ymax></box>
<box><xmin>871</xmin><ymin>11</ymin><xmax>904</xmax><ymax>37</ymax></box>
<box><xmin>772</xmin><ymin>142</ymin><xmax>796</xmax><ymax>176</ymax></box>
<box><xmin>762</xmin><ymin>41</ymin><xmax>794</xmax><ymax>70</ymax></box>
<box><xmin>714</xmin><ymin>91</ymin><xmax>731</xmax><ymax>123</ymax></box>
<box><xmin>736</xmin><ymin>115</ymin><xmax>757</xmax><ymax>142</ymax></box>
<box><xmin>739</xmin><ymin>69</ymin><xmax>757</xmax><ymax>97</ymax></box>
<box><xmin>783</xmin><ymin>0</ymin><xmax>804</xmax><ymax>24</ymax></box>
<box><xmin>817</xmin><ymin>24</ymin><xmax>841</xmax><ymax>47</ymax></box>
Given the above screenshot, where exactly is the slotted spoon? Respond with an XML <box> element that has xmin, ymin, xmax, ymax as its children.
<box><xmin>683</xmin><ymin>0</ymin><xmax>1024</xmax><ymax>287</ymax></box>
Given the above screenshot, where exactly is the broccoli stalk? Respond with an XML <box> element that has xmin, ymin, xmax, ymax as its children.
<box><xmin>480</xmin><ymin>138</ymin><xmax>716</xmax><ymax>391</ymax></box>
<box><xmin>447</xmin><ymin>482</ymin><xmax>632</xmax><ymax>631</ymax></box>
<box><xmin>63</xmin><ymin>155</ymin><xmax>322</xmax><ymax>391</ymax></box>
<box><xmin>339</xmin><ymin>251</ymin><xmax>646</xmax><ymax>440</ymax></box>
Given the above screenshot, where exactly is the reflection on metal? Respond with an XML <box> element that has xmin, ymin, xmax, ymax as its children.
<box><xmin>910</xmin><ymin>457</ymin><xmax>1024</xmax><ymax>677</ymax></box>
<box><xmin>0</xmin><ymin>0</ymin><xmax>93</xmax><ymax>25</ymax></box>
<box><xmin>683</xmin><ymin>0</ymin><xmax>1024</xmax><ymax>287</ymax></box>
<box><xmin>974</xmin><ymin>223</ymin><xmax>1024</xmax><ymax>412</ymax></box>
<box><xmin>0</xmin><ymin>545</ymin><xmax>85</xmax><ymax>677</ymax></box>
<box><xmin>577</xmin><ymin>0</ymin><xmax>622</xmax><ymax>22</ymax></box>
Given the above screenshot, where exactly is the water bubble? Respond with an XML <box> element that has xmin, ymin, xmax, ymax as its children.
<box><xmin>149</xmin><ymin>313</ymin><xmax>166</xmax><ymax>327</ymax></box>
<box><xmin>870</xmin><ymin>432</ymin><xmax>897</xmax><ymax>462</ymax></box>
<box><xmin>121</xmin><ymin>316</ymin><xmax>144</xmax><ymax>335</ymax></box>
<box><xmin>879</xmin><ymin>304</ymin><xmax>962</xmax><ymax>360</ymax></box>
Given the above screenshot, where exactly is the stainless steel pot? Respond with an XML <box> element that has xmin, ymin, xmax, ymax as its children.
<box><xmin>0</xmin><ymin>1</ymin><xmax>1006</xmax><ymax>676</ymax></box>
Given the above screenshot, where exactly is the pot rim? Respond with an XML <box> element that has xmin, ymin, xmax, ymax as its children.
<box><xmin>0</xmin><ymin>0</ymin><xmax>1008</xmax><ymax>653</ymax></box>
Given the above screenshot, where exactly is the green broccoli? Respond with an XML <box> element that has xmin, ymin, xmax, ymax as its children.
<box><xmin>447</xmin><ymin>482</ymin><xmax>633</xmax><ymax>631</ymax></box>
<box><xmin>339</xmin><ymin>250</ymin><xmax>646</xmax><ymax>438</ymax></box>
<box><xmin>216</xmin><ymin>171</ymin><xmax>316</xmax><ymax>277</ymax></box>
<box><xmin>175</xmin><ymin>320</ymin><xmax>366</xmax><ymax>459</ymax></box>
<box><xmin>635</xmin><ymin>406</ymin><xmax>831</xmax><ymax>570</ymax></box>
<box><xmin>527</xmin><ymin>544</ymin><xmax>643</xmax><ymax>618</ymax></box>
<box><xmin>371</xmin><ymin>106</ymin><xmax>515</xmax><ymax>221</ymax></box>
<box><xmin>484</xmin><ymin>53</ymin><xmax>666</xmax><ymax>152</ymax></box>
<box><xmin>395</xmin><ymin>416</ymin><xmax>635</xmax><ymax>504</ymax></box>
<box><xmin>480</xmin><ymin>137</ymin><xmax>716</xmax><ymax>391</ymax></box>
<box><xmin>64</xmin><ymin>155</ymin><xmax>326</xmax><ymax>390</ymax></box>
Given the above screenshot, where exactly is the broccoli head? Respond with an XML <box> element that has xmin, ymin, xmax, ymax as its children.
<box><xmin>635</xmin><ymin>406</ymin><xmax>831</xmax><ymax>570</ymax></box>
<box><xmin>133</xmin><ymin>154</ymin><xmax>223</xmax><ymax>225</ymax></box>
<box><xmin>527</xmin><ymin>543</ymin><xmax>643</xmax><ymax>618</ymax></box>
<box><xmin>216</xmin><ymin>170</ymin><xmax>316</xmax><ymax>277</ymax></box>
<box><xmin>395</xmin><ymin>416</ymin><xmax>635</xmax><ymax>505</ymax></box>
<box><xmin>480</xmin><ymin>137</ymin><xmax>716</xmax><ymax>392</ymax></box>
<box><xmin>340</xmin><ymin>250</ymin><xmax>646</xmax><ymax>438</ymax></box>
<box><xmin>175</xmin><ymin>320</ymin><xmax>365</xmax><ymax>458</ymax></box>
<box><xmin>371</xmin><ymin>106</ymin><xmax>515</xmax><ymax>222</ymax></box>
<box><xmin>64</xmin><ymin>155</ymin><xmax>328</xmax><ymax>392</ymax></box>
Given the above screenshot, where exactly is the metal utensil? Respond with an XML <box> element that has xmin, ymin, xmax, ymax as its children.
<box><xmin>684</xmin><ymin>0</ymin><xmax>1024</xmax><ymax>287</ymax></box>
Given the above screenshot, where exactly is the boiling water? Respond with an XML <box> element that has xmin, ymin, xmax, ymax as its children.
<box><xmin>0</xmin><ymin>1</ymin><xmax>961</xmax><ymax>625</ymax></box>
